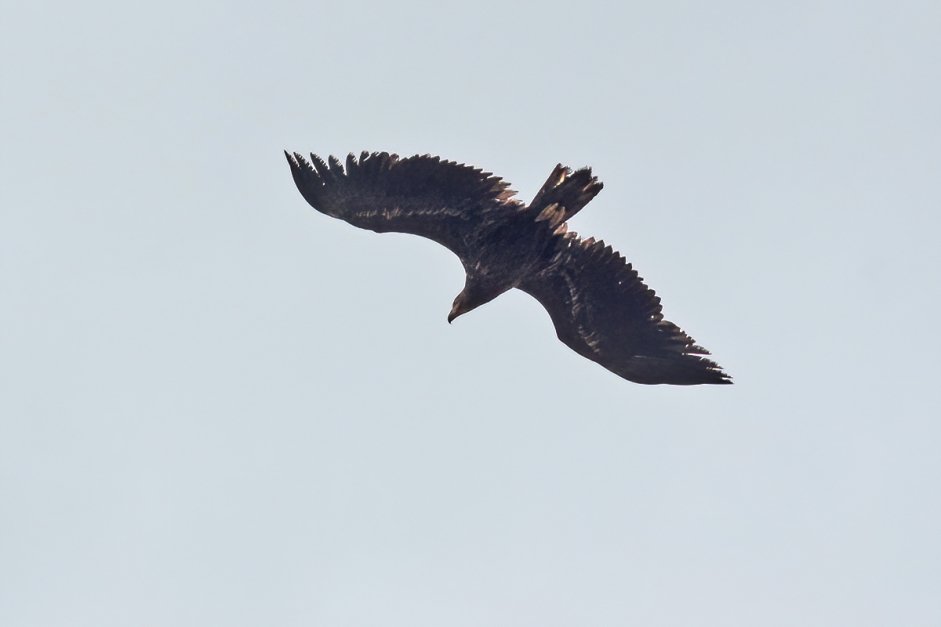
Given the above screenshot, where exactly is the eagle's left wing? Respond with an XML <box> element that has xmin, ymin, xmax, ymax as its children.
<box><xmin>285</xmin><ymin>151</ymin><xmax>522</xmax><ymax>261</ymax></box>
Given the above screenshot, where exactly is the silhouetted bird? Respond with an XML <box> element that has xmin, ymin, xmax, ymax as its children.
<box><xmin>285</xmin><ymin>150</ymin><xmax>731</xmax><ymax>385</ymax></box>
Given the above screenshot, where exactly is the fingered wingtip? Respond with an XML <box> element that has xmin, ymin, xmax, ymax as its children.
<box><xmin>708</xmin><ymin>365</ymin><xmax>733</xmax><ymax>384</ymax></box>
<box><xmin>284</xmin><ymin>150</ymin><xmax>298</xmax><ymax>168</ymax></box>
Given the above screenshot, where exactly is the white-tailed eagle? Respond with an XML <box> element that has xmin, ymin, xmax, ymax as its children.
<box><xmin>285</xmin><ymin>150</ymin><xmax>731</xmax><ymax>385</ymax></box>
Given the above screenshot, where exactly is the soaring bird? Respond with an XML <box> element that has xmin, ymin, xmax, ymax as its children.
<box><xmin>285</xmin><ymin>150</ymin><xmax>731</xmax><ymax>385</ymax></box>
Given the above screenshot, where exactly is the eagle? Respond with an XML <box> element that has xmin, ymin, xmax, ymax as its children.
<box><xmin>285</xmin><ymin>150</ymin><xmax>731</xmax><ymax>385</ymax></box>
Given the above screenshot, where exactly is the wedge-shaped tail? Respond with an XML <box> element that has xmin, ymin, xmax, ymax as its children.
<box><xmin>528</xmin><ymin>163</ymin><xmax>603</xmax><ymax>223</ymax></box>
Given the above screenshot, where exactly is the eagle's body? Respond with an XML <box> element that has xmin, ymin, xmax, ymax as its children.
<box><xmin>285</xmin><ymin>150</ymin><xmax>731</xmax><ymax>385</ymax></box>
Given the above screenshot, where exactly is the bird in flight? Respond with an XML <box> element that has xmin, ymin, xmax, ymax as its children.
<box><xmin>285</xmin><ymin>150</ymin><xmax>731</xmax><ymax>385</ymax></box>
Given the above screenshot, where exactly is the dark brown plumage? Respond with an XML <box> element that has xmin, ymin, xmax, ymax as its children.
<box><xmin>285</xmin><ymin>150</ymin><xmax>731</xmax><ymax>385</ymax></box>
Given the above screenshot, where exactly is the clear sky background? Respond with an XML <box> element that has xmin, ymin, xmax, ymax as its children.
<box><xmin>2</xmin><ymin>1</ymin><xmax>939</xmax><ymax>625</ymax></box>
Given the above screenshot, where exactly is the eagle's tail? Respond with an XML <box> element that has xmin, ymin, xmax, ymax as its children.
<box><xmin>528</xmin><ymin>164</ymin><xmax>603</xmax><ymax>223</ymax></box>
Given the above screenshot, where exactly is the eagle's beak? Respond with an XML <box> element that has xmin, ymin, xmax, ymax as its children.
<box><xmin>448</xmin><ymin>303</ymin><xmax>461</xmax><ymax>324</ymax></box>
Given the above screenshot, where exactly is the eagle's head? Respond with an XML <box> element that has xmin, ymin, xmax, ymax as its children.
<box><xmin>448</xmin><ymin>276</ymin><xmax>504</xmax><ymax>323</ymax></box>
<box><xmin>447</xmin><ymin>292</ymin><xmax>472</xmax><ymax>323</ymax></box>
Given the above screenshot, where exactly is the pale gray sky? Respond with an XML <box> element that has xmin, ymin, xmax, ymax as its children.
<box><xmin>2</xmin><ymin>1</ymin><xmax>940</xmax><ymax>625</ymax></box>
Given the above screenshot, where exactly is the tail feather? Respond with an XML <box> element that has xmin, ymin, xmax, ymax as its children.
<box><xmin>528</xmin><ymin>164</ymin><xmax>603</xmax><ymax>222</ymax></box>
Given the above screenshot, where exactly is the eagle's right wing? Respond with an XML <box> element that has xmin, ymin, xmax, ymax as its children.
<box><xmin>285</xmin><ymin>151</ymin><xmax>522</xmax><ymax>260</ymax></box>
<box><xmin>518</xmin><ymin>233</ymin><xmax>731</xmax><ymax>385</ymax></box>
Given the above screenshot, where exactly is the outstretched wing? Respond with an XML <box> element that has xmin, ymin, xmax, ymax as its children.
<box><xmin>285</xmin><ymin>151</ymin><xmax>522</xmax><ymax>260</ymax></box>
<box><xmin>518</xmin><ymin>234</ymin><xmax>731</xmax><ymax>385</ymax></box>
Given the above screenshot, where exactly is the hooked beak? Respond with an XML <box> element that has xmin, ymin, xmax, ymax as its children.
<box><xmin>448</xmin><ymin>302</ymin><xmax>462</xmax><ymax>324</ymax></box>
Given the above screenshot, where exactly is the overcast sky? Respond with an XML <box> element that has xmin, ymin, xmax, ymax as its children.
<box><xmin>2</xmin><ymin>1</ymin><xmax>940</xmax><ymax>625</ymax></box>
